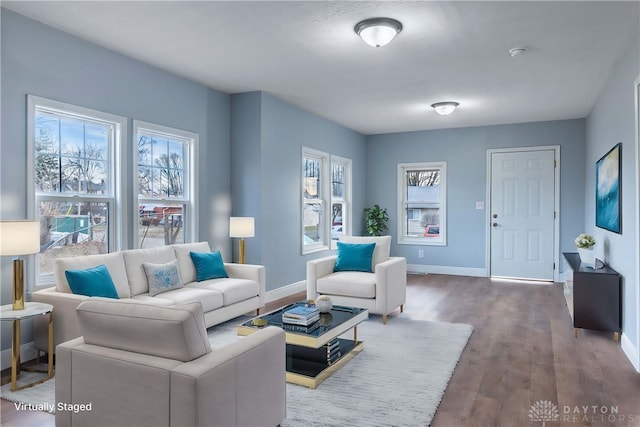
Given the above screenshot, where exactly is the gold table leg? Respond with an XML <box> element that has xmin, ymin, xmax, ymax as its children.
<box><xmin>11</xmin><ymin>319</ymin><xmax>20</xmax><ymax>391</ymax></box>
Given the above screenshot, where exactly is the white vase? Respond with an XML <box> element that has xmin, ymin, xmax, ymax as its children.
<box><xmin>577</xmin><ymin>247</ymin><xmax>596</xmax><ymax>269</ymax></box>
<box><xmin>315</xmin><ymin>295</ymin><xmax>333</xmax><ymax>313</ymax></box>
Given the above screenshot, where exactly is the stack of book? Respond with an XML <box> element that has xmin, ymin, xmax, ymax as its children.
<box><xmin>325</xmin><ymin>338</ymin><xmax>342</xmax><ymax>364</ymax></box>
<box><xmin>282</xmin><ymin>322</ymin><xmax>321</xmax><ymax>334</ymax></box>
<box><xmin>290</xmin><ymin>338</ymin><xmax>343</xmax><ymax>366</ymax></box>
<box><xmin>282</xmin><ymin>305</ymin><xmax>320</xmax><ymax>326</ymax></box>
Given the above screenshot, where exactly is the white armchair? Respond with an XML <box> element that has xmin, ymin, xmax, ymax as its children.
<box><xmin>306</xmin><ymin>236</ymin><xmax>406</xmax><ymax>324</ymax></box>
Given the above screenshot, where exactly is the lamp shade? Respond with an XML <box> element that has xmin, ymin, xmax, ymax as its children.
<box><xmin>229</xmin><ymin>217</ymin><xmax>255</xmax><ymax>238</ymax></box>
<box><xmin>0</xmin><ymin>220</ymin><xmax>40</xmax><ymax>256</ymax></box>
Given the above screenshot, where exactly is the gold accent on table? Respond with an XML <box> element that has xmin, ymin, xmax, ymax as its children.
<box><xmin>251</xmin><ymin>318</ymin><xmax>268</xmax><ymax>327</ymax></box>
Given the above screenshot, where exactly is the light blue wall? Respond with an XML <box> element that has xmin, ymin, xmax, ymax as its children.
<box><xmin>366</xmin><ymin>120</ymin><xmax>586</xmax><ymax>270</ymax></box>
<box><xmin>0</xmin><ymin>9</ymin><xmax>231</xmax><ymax>350</ymax></box>
<box><xmin>585</xmin><ymin>30</ymin><xmax>639</xmax><ymax>366</ymax></box>
<box><xmin>230</xmin><ymin>92</ymin><xmax>263</xmax><ymax>265</ymax></box>
<box><xmin>231</xmin><ymin>92</ymin><xmax>367</xmax><ymax>291</ymax></box>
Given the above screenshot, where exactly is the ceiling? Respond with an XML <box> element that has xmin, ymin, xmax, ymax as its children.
<box><xmin>3</xmin><ymin>1</ymin><xmax>639</xmax><ymax>135</ymax></box>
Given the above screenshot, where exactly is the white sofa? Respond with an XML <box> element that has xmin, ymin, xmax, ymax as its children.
<box><xmin>56</xmin><ymin>299</ymin><xmax>286</xmax><ymax>427</ymax></box>
<box><xmin>306</xmin><ymin>235</ymin><xmax>407</xmax><ymax>324</ymax></box>
<box><xmin>32</xmin><ymin>242</ymin><xmax>265</xmax><ymax>353</ymax></box>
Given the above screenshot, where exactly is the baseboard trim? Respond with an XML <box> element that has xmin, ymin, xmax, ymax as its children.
<box><xmin>265</xmin><ymin>281</ymin><xmax>306</xmax><ymax>303</ymax></box>
<box><xmin>0</xmin><ymin>341</ymin><xmax>38</xmax><ymax>372</ymax></box>
<box><xmin>620</xmin><ymin>333</ymin><xmax>640</xmax><ymax>372</ymax></box>
<box><xmin>407</xmin><ymin>264</ymin><xmax>487</xmax><ymax>277</ymax></box>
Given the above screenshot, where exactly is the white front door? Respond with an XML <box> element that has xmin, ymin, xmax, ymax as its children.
<box><xmin>490</xmin><ymin>149</ymin><xmax>556</xmax><ymax>280</ymax></box>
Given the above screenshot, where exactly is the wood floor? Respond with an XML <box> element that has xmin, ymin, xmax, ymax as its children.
<box><xmin>2</xmin><ymin>274</ymin><xmax>639</xmax><ymax>426</ymax></box>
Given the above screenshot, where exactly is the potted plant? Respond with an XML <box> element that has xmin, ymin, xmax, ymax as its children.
<box><xmin>364</xmin><ymin>204</ymin><xmax>389</xmax><ymax>236</ymax></box>
<box><xmin>575</xmin><ymin>233</ymin><xmax>596</xmax><ymax>268</ymax></box>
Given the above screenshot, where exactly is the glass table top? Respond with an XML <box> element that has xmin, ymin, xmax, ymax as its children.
<box><xmin>240</xmin><ymin>302</ymin><xmax>366</xmax><ymax>338</ymax></box>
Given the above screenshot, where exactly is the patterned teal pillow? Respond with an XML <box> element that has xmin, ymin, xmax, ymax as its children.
<box><xmin>65</xmin><ymin>264</ymin><xmax>119</xmax><ymax>298</ymax></box>
<box><xmin>143</xmin><ymin>259</ymin><xmax>183</xmax><ymax>296</ymax></box>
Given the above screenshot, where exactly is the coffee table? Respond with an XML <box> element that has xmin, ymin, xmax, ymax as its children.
<box><xmin>237</xmin><ymin>302</ymin><xmax>368</xmax><ymax>388</ymax></box>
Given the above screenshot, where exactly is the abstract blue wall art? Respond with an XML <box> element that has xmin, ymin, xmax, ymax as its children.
<box><xmin>595</xmin><ymin>143</ymin><xmax>621</xmax><ymax>234</ymax></box>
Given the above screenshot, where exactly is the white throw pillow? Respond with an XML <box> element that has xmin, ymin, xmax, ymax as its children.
<box><xmin>143</xmin><ymin>259</ymin><xmax>183</xmax><ymax>296</ymax></box>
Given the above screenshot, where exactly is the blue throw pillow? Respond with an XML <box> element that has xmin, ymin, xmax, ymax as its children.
<box><xmin>334</xmin><ymin>242</ymin><xmax>376</xmax><ymax>273</ymax></box>
<box><xmin>143</xmin><ymin>259</ymin><xmax>183</xmax><ymax>296</ymax></box>
<box><xmin>65</xmin><ymin>264</ymin><xmax>119</xmax><ymax>299</ymax></box>
<box><xmin>190</xmin><ymin>251</ymin><xmax>228</xmax><ymax>281</ymax></box>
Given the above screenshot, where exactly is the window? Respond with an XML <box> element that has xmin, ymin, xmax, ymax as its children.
<box><xmin>398</xmin><ymin>162</ymin><xmax>447</xmax><ymax>246</ymax></box>
<box><xmin>302</xmin><ymin>148</ymin><xmax>329</xmax><ymax>253</ymax></box>
<box><xmin>302</xmin><ymin>148</ymin><xmax>352</xmax><ymax>254</ymax></box>
<box><xmin>134</xmin><ymin>121</ymin><xmax>197</xmax><ymax>249</ymax></box>
<box><xmin>28</xmin><ymin>96</ymin><xmax>127</xmax><ymax>285</ymax></box>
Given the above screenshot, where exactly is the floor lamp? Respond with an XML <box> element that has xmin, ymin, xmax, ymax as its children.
<box><xmin>229</xmin><ymin>217</ymin><xmax>254</xmax><ymax>264</ymax></box>
<box><xmin>0</xmin><ymin>220</ymin><xmax>40</xmax><ymax>310</ymax></box>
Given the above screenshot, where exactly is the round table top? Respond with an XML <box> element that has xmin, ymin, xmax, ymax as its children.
<box><xmin>0</xmin><ymin>302</ymin><xmax>53</xmax><ymax>320</ymax></box>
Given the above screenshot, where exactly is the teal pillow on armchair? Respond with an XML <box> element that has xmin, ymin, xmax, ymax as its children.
<box><xmin>190</xmin><ymin>251</ymin><xmax>229</xmax><ymax>281</ymax></box>
<box><xmin>334</xmin><ymin>242</ymin><xmax>376</xmax><ymax>273</ymax></box>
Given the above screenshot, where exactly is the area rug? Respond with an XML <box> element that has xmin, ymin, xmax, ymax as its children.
<box><xmin>1</xmin><ymin>315</ymin><xmax>472</xmax><ymax>426</ymax></box>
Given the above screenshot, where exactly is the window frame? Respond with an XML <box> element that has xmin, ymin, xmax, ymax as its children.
<box><xmin>330</xmin><ymin>155</ymin><xmax>352</xmax><ymax>249</ymax></box>
<box><xmin>397</xmin><ymin>161</ymin><xmax>447</xmax><ymax>246</ymax></box>
<box><xmin>27</xmin><ymin>95</ymin><xmax>128</xmax><ymax>287</ymax></box>
<box><xmin>133</xmin><ymin>120</ymin><xmax>198</xmax><ymax>248</ymax></box>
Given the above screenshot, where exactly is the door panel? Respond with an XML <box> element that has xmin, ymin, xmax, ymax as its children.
<box><xmin>490</xmin><ymin>150</ymin><xmax>555</xmax><ymax>280</ymax></box>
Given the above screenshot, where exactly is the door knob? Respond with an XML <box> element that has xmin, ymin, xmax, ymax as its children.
<box><xmin>492</xmin><ymin>222</ymin><xmax>498</xmax><ymax>227</ymax></box>
<box><xmin>492</xmin><ymin>214</ymin><xmax>498</xmax><ymax>218</ymax></box>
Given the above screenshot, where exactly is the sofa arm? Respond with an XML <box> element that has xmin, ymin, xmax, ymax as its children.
<box><xmin>170</xmin><ymin>326</ymin><xmax>285</xmax><ymax>427</ymax></box>
<box><xmin>31</xmin><ymin>287</ymin><xmax>90</xmax><ymax>353</ymax></box>
<box><xmin>224</xmin><ymin>263</ymin><xmax>266</xmax><ymax>306</ymax></box>
<box><xmin>374</xmin><ymin>257</ymin><xmax>407</xmax><ymax>314</ymax></box>
<box><xmin>306</xmin><ymin>255</ymin><xmax>338</xmax><ymax>300</ymax></box>
<box><xmin>55</xmin><ymin>337</ymin><xmax>85</xmax><ymax>427</ymax></box>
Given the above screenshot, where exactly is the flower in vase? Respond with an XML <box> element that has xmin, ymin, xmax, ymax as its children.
<box><xmin>575</xmin><ymin>233</ymin><xmax>596</xmax><ymax>249</ymax></box>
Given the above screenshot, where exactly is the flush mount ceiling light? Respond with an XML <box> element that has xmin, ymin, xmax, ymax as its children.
<box><xmin>431</xmin><ymin>102</ymin><xmax>460</xmax><ymax>116</ymax></box>
<box><xmin>354</xmin><ymin>18</ymin><xmax>403</xmax><ymax>48</ymax></box>
<box><xmin>509</xmin><ymin>47</ymin><xmax>527</xmax><ymax>57</ymax></box>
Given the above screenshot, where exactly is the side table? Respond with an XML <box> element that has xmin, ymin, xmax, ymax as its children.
<box><xmin>0</xmin><ymin>302</ymin><xmax>54</xmax><ymax>391</ymax></box>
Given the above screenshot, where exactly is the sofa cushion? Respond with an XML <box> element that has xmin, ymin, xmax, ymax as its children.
<box><xmin>339</xmin><ymin>235</ymin><xmax>391</xmax><ymax>270</ymax></box>
<box><xmin>334</xmin><ymin>242</ymin><xmax>376</xmax><ymax>273</ymax></box>
<box><xmin>190</xmin><ymin>251</ymin><xmax>228</xmax><ymax>281</ymax></box>
<box><xmin>147</xmin><ymin>287</ymin><xmax>224</xmax><ymax>312</ymax></box>
<box><xmin>76</xmin><ymin>300</ymin><xmax>210</xmax><ymax>362</ymax></box>
<box><xmin>143</xmin><ymin>260</ymin><xmax>183</xmax><ymax>297</ymax></box>
<box><xmin>65</xmin><ymin>265</ymin><xmax>119</xmax><ymax>299</ymax></box>
<box><xmin>188</xmin><ymin>278</ymin><xmax>259</xmax><ymax>306</ymax></box>
<box><xmin>172</xmin><ymin>242</ymin><xmax>211</xmax><ymax>283</ymax></box>
<box><xmin>122</xmin><ymin>246</ymin><xmax>176</xmax><ymax>296</ymax></box>
<box><xmin>317</xmin><ymin>272</ymin><xmax>376</xmax><ymax>298</ymax></box>
<box><xmin>55</xmin><ymin>252</ymin><xmax>131</xmax><ymax>298</ymax></box>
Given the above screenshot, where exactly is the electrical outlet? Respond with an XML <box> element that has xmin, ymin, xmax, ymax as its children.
<box><xmin>418</xmin><ymin>250</ymin><xmax>424</xmax><ymax>258</ymax></box>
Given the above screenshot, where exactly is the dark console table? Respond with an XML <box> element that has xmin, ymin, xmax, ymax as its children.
<box><xmin>562</xmin><ymin>252</ymin><xmax>621</xmax><ymax>342</ymax></box>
